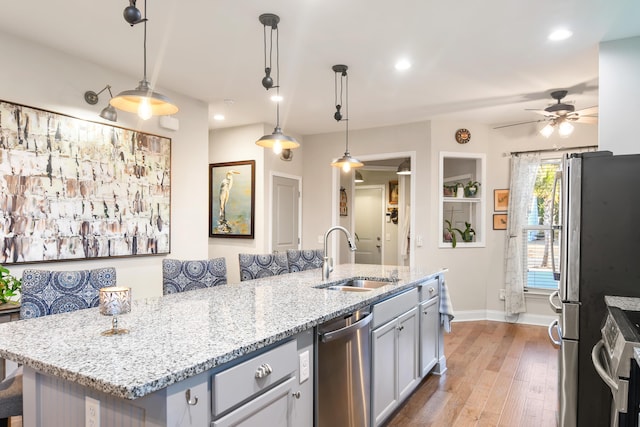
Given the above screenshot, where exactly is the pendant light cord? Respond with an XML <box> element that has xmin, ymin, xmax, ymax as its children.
<box><xmin>344</xmin><ymin>72</ymin><xmax>349</xmax><ymax>154</ymax></box>
<box><xmin>142</xmin><ymin>0</ymin><xmax>148</xmax><ymax>82</ymax></box>
<box><xmin>275</xmin><ymin>25</ymin><xmax>280</xmax><ymax>127</ymax></box>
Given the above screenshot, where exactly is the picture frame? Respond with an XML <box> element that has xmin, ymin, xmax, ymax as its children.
<box><xmin>494</xmin><ymin>189</ymin><xmax>509</xmax><ymax>212</ymax></box>
<box><xmin>389</xmin><ymin>180</ymin><xmax>399</xmax><ymax>205</ymax></box>
<box><xmin>0</xmin><ymin>99</ymin><xmax>171</xmax><ymax>264</ymax></box>
<box><xmin>339</xmin><ymin>187</ymin><xmax>348</xmax><ymax>216</ymax></box>
<box><xmin>209</xmin><ymin>160</ymin><xmax>255</xmax><ymax>238</ymax></box>
<box><xmin>493</xmin><ymin>214</ymin><xmax>508</xmax><ymax>230</ymax></box>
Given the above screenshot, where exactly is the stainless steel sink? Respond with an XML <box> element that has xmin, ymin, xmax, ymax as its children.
<box><xmin>321</xmin><ymin>278</ymin><xmax>395</xmax><ymax>292</ymax></box>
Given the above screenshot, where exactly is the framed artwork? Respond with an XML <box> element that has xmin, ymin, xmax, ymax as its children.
<box><xmin>339</xmin><ymin>187</ymin><xmax>348</xmax><ymax>216</ymax></box>
<box><xmin>0</xmin><ymin>99</ymin><xmax>171</xmax><ymax>264</ymax></box>
<box><xmin>494</xmin><ymin>189</ymin><xmax>509</xmax><ymax>212</ymax></box>
<box><xmin>209</xmin><ymin>160</ymin><xmax>255</xmax><ymax>238</ymax></box>
<box><xmin>493</xmin><ymin>214</ymin><xmax>508</xmax><ymax>230</ymax></box>
<box><xmin>389</xmin><ymin>180</ymin><xmax>399</xmax><ymax>205</ymax></box>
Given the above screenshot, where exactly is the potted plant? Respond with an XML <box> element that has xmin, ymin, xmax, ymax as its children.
<box><xmin>444</xmin><ymin>220</ymin><xmax>476</xmax><ymax>247</ymax></box>
<box><xmin>464</xmin><ymin>181</ymin><xmax>480</xmax><ymax>197</ymax></box>
<box><xmin>0</xmin><ymin>265</ymin><xmax>21</xmax><ymax>306</ymax></box>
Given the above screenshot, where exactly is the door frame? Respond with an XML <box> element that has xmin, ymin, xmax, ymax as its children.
<box><xmin>269</xmin><ymin>172</ymin><xmax>302</xmax><ymax>253</ymax></box>
<box><xmin>330</xmin><ymin>151</ymin><xmax>416</xmax><ymax>268</ymax></box>
<box><xmin>355</xmin><ymin>185</ymin><xmax>386</xmax><ymax>265</ymax></box>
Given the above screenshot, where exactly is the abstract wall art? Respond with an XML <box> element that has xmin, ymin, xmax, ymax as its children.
<box><xmin>0</xmin><ymin>100</ymin><xmax>171</xmax><ymax>264</ymax></box>
<box><xmin>209</xmin><ymin>160</ymin><xmax>255</xmax><ymax>238</ymax></box>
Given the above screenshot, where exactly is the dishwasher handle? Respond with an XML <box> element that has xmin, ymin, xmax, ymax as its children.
<box><xmin>320</xmin><ymin>312</ymin><xmax>372</xmax><ymax>343</ymax></box>
<box><xmin>591</xmin><ymin>339</ymin><xmax>618</xmax><ymax>392</ymax></box>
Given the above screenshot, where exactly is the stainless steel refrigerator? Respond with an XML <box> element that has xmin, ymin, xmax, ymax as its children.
<box><xmin>548</xmin><ymin>151</ymin><xmax>640</xmax><ymax>427</ymax></box>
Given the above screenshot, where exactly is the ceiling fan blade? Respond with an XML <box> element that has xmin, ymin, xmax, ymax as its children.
<box><xmin>525</xmin><ymin>109</ymin><xmax>556</xmax><ymax>117</ymax></box>
<box><xmin>574</xmin><ymin>106</ymin><xmax>598</xmax><ymax>116</ymax></box>
<box><xmin>493</xmin><ymin>119</ymin><xmax>546</xmax><ymax>130</ymax></box>
<box><xmin>571</xmin><ymin>116</ymin><xmax>598</xmax><ymax>124</ymax></box>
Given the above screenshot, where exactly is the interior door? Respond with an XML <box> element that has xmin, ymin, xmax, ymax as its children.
<box><xmin>355</xmin><ymin>186</ymin><xmax>384</xmax><ymax>264</ymax></box>
<box><xmin>272</xmin><ymin>175</ymin><xmax>300</xmax><ymax>253</ymax></box>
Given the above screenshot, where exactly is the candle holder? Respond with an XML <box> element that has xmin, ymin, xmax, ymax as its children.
<box><xmin>99</xmin><ymin>286</ymin><xmax>131</xmax><ymax>336</ymax></box>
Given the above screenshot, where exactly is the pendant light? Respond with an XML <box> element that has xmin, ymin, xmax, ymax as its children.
<box><xmin>256</xmin><ymin>13</ymin><xmax>299</xmax><ymax>154</ymax></box>
<box><xmin>110</xmin><ymin>0</ymin><xmax>178</xmax><ymax>120</ymax></box>
<box><xmin>330</xmin><ymin>64</ymin><xmax>363</xmax><ymax>172</ymax></box>
<box><xmin>396</xmin><ymin>158</ymin><xmax>411</xmax><ymax>175</ymax></box>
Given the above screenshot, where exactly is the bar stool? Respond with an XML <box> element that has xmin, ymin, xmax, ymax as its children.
<box><xmin>162</xmin><ymin>258</ymin><xmax>227</xmax><ymax>294</ymax></box>
<box><xmin>238</xmin><ymin>252</ymin><xmax>289</xmax><ymax>281</ymax></box>
<box><xmin>286</xmin><ymin>249</ymin><xmax>324</xmax><ymax>272</ymax></box>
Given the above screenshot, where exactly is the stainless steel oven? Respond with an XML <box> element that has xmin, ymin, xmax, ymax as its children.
<box><xmin>592</xmin><ymin>296</ymin><xmax>640</xmax><ymax>427</ymax></box>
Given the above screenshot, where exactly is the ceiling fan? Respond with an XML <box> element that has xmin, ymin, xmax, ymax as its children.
<box><xmin>495</xmin><ymin>90</ymin><xmax>598</xmax><ymax>137</ymax></box>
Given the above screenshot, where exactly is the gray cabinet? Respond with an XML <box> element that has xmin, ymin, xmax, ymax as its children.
<box><xmin>419</xmin><ymin>296</ymin><xmax>439</xmax><ymax>377</ymax></box>
<box><xmin>212</xmin><ymin>376</ymin><xmax>298</xmax><ymax>427</ymax></box>
<box><xmin>371</xmin><ymin>289</ymin><xmax>419</xmax><ymax>426</ymax></box>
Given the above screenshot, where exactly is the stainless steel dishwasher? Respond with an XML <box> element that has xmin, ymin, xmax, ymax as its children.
<box><xmin>317</xmin><ymin>308</ymin><xmax>372</xmax><ymax>427</ymax></box>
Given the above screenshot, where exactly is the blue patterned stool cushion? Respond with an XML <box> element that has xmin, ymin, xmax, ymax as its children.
<box><xmin>20</xmin><ymin>267</ymin><xmax>116</xmax><ymax>319</ymax></box>
<box><xmin>238</xmin><ymin>253</ymin><xmax>290</xmax><ymax>281</ymax></box>
<box><xmin>286</xmin><ymin>249</ymin><xmax>324</xmax><ymax>272</ymax></box>
<box><xmin>162</xmin><ymin>258</ymin><xmax>227</xmax><ymax>295</ymax></box>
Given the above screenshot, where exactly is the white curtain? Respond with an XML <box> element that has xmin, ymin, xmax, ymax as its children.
<box><xmin>504</xmin><ymin>153</ymin><xmax>541</xmax><ymax>315</ymax></box>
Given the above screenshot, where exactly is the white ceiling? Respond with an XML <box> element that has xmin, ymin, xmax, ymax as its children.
<box><xmin>1</xmin><ymin>1</ymin><xmax>639</xmax><ymax>136</ymax></box>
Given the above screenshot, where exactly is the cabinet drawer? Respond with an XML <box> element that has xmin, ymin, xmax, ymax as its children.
<box><xmin>418</xmin><ymin>277</ymin><xmax>439</xmax><ymax>302</ymax></box>
<box><xmin>212</xmin><ymin>340</ymin><xmax>297</xmax><ymax>416</ymax></box>
<box><xmin>372</xmin><ymin>288</ymin><xmax>418</xmax><ymax>329</ymax></box>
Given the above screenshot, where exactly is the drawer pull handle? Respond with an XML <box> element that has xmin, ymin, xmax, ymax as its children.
<box><xmin>255</xmin><ymin>363</ymin><xmax>273</xmax><ymax>379</ymax></box>
<box><xmin>429</xmin><ymin>287</ymin><xmax>435</xmax><ymax>293</ymax></box>
<box><xmin>423</xmin><ymin>310</ymin><xmax>429</xmax><ymax>315</ymax></box>
<box><xmin>397</xmin><ymin>325</ymin><xmax>404</xmax><ymax>331</ymax></box>
<box><xmin>185</xmin><ymin>389</ymin><xmax>198</xmax><ymax>406</ymax></box>
<box><xmin>292</xmin><ymin>391</ymin><xmax>301</xmax><ymax>399</ymax></box>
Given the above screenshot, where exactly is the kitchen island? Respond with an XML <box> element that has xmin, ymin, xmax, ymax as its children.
<box><xmin>0</xmin><ymin>264</ymin><xmax>447</xmax><ymax>426</ymax></box>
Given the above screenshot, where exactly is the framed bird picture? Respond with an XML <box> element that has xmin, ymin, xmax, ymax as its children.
<box><xmin>209</xmin><ymin>160</ymin><xmax>255</xmax><ymax>238</ymax></box>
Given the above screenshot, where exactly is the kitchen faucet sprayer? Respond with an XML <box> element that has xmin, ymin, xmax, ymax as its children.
<box><xmin>323</xmin><ymin>226</ymin><xmax>357</xmax><ymax>280</ymax></box>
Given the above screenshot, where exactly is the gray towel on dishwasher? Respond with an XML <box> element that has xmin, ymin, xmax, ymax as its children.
<box><xmin>439</xmin><ymin>280</ymin><xmax>454</xmax><ymax>333</ymax></box>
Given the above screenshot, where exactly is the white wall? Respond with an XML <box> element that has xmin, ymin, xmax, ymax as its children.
<box><xmin>208</xmin><ymin>124</ymin><xmax>304</xmax><ymax>283</ymax></box>
<box><xmin>599</xmin><ymin>36</ymin><xmax>640</xmax><ymax>155</ymax></box>
<box><xmin>0</xmin><ymin>31</ymin><xmax>210</xmax><ymax>299</ymax></box>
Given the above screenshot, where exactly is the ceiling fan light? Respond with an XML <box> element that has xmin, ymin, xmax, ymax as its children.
<box><xmin>539</xmin><ymin>123</ymin><xmax>555</xmax><ymax>138</ymax></box>
<box><xmin>558</xmin><ymin>121</ymin><xmax>574</xmax><ymax>137</ymax></box>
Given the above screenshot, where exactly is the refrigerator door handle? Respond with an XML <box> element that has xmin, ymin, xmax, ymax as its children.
<box><xmin>549</xmin><ymin>290</ymin><xmax>562</xmax><ymax>313</ymax></box>
<box><xmin>550</xmin><ymin>170</ymin><xmax>561</xmax><ymax>281</ymax></box>
<box><xmin>548</xmin><ymin>319</ymin><xmax>561</xmax><ymax>346</ymax></box>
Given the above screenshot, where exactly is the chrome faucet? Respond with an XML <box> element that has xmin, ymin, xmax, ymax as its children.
<box><xmin>323</xmin><ymin>225</ymin><xmax>357</xmax><ymax>280</ymax></box>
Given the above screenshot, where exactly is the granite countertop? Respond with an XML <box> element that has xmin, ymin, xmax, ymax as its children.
<box><xmin>0</xmin><ymin>263</ymin><xmax>445</xmax><ymax>400</ymax></box>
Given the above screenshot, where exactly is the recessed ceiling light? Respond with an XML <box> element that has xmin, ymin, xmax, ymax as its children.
<box><xmin>548</xmin><ymin>29</ymin><xmax>573</xmax><ymax>41</ymax></box>
<box><xmin>271</xmin><ymin>94</ymin><xmax>283</xmax><ymax>102</ymax></box>
<box><xmin>395</xmin><ymin>59</ymin><xmax>411</xmax><ymax>71</ymax></box>
<box><xmin>213</xmin><ymin>114</ymin><xmax>225</xmax><ymax>121</ymax></box>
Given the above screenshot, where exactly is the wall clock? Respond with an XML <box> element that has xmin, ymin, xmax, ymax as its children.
<box><xmin>455</xmin><ymin>128</ymin><xmax>471</xmax><ymax>144</ymax></box>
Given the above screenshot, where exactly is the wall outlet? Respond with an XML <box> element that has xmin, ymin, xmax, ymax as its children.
<box><xmin>317</xmin><ymin>235</ymin><xmax>323</xmax><ymax>244</ymax></box>
<box><xmin>85</xmin><ymin>396</ymin><xmax>100</xmax><ymax>427</ymax></box>
<box><xmin>299</xmin><ymin>350</ymin><xmax>310</xmax><ymax>383</ymax></box>
<box><xmin>499</xmin><ymin>289</ymin><xmax>506</xmax><ymax>301</ymax></box>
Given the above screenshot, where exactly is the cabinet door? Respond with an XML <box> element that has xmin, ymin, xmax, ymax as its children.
<box><xmin>212</xmin><ymin>376</ymin><xmax>297</xmax><ymax>427</ymax></box>
<box><xmin>397</xmin><ymin>307</ymin><xmax>419</xmax><ymax>402</ymax></box>
<box><xmin>419</xmin><ymin>296</ymin><xmax>439</xmax><ymax>377</ymax></box>
<box><xmin>372</xmin><ymin>319</ymin><xmax>398</xmax><ymax>426</ymax></box>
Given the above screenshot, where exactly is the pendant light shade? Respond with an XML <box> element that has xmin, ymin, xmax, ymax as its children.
<box><xmin>256</xmin><ymin>13</ymin><xmax>299</xmax><ymax>153</ymax></box>
<box><xmin>110</xmin><ymin>0</ymin><xmax>178</xmax><ymax>120</ymax></box>
<box><xmin>331</xmin><ymin>64</ymin><xmax>363</xmax><ymax>171</ymax></box>
<box><xmin>396</xmin><ymin>158</ymin><xmax>411</xmax><ymax>175</ymax></box>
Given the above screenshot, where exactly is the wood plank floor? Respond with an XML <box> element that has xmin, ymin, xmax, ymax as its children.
<box><xmin>385</xmin><ymin>320</ymin><xmax>558</xmax><ymax>427</ymax></box>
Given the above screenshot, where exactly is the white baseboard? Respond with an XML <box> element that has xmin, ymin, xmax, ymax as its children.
<box><xmin>452</xmin><ymin>309</ymin><xmax>555</xmax><ymax>327</ymax></box>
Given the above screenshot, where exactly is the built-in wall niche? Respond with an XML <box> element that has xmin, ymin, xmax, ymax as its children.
<box><xmin>438</xmin><ymin>152</ymin><xmax>486</xmax><ymax>248</ymax></box>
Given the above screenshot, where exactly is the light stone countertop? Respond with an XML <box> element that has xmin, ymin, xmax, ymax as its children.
<box><xmin>0</xmin><ymin>263</ymin><xmax>445</xmax><ymax>400</ymax></box>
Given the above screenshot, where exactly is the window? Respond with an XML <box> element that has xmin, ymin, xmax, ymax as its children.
<box><xmin>522</xmin><ymin>159</ymin><xmax>561</xmax><ymax>291</ymax></box>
